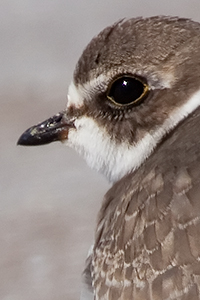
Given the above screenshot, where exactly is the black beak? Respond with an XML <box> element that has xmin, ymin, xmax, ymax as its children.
<box><xmin>17</xmin><ymin>111</ymin><xmax>74</xmax><ymax>146</ymax></box>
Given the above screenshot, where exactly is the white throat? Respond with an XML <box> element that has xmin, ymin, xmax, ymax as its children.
<box><xmin>66</xmin><ymin>88</ymin><xmax>200</xmax><ymax>183</ymax></box>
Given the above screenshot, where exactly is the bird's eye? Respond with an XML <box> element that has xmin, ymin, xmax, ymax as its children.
<box><xmin>107</xmin><ymin>76</ymin><xmax>148</xmax><ymax>106</ymax></box>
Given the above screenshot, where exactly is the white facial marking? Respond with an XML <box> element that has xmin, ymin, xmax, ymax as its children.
<box><xmin>159</xmin><ymin>71</ymin><xmax>174</xmax><ymax>89</ymax></box>
<box><xmin>67</xmin><ymin>81</ymin><xmax>84</xmax><ymax>108</ymax></box>
<box><xmin>67</xmin><ymin>70</ymin><xmax>173</xmax><ymax>109</ymax></box>
<box><xmin>65</xmin><ymin>88</ymin><xmax>200</xmax><ymax>182</ymax></box>
<box><xmin>67</xmin><ymin>75</ymin><xmax>108</xmax><ymax>109</ymax></box>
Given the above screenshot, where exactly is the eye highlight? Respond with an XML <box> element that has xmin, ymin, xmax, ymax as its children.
<box><xmin>107</xmin><ymin>75</ymin><xmax>149</xmax><ymax>106</ymax></box>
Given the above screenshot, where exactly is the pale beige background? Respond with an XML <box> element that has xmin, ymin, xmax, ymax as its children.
<box><xmin>1</xmin><ymin>1</ymin><xmax>200</xmax><ymax>299</ymax></box>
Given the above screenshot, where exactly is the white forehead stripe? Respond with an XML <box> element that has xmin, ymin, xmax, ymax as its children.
<box><xmin>66</xmin><ymin>88</ymin><xmax>200</xmax><ymax>182</ymax></box>
<box><xmin>67</xmin><ymin>75</ymin><xmax>108</xmax><ymax>109</ymax></box>
<box><xmin>67</xmin><ymin>81</ymin><xmax>84</xmax><ymax>108</ymax></box>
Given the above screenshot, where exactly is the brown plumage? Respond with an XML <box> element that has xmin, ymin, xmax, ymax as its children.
<box><xmin>91</xmin><ymin>107</ymin><xmax>200</xmax><ymax>299</ymax></box>
<box><xmin>18</xmin><ymin>16</ymin><xmax>200</xmax><ymax>299</ymax></box>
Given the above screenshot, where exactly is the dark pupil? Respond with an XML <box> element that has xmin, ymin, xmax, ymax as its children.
<box><xmin>109</xmin><ymin>77</ymin><xmax>145</xmax><ymax>105</ymax></box>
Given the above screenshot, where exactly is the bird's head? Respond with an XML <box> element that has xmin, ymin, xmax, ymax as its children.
<box><xmin>18</xmin><ymin>16</ymin><xmax>200</xmax><ymax>182</ymax></box>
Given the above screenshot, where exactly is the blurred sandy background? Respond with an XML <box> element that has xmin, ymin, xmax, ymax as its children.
<box><xmin>1</xmin><ymin>1</ymin><xmax>200</xmax><ymax>299</ymax></box>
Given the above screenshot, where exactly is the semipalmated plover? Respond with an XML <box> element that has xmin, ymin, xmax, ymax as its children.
<box><xmin>18</xmin><ymin>16</ymin><xmax>200</xmax><ymax>300</ymax></box>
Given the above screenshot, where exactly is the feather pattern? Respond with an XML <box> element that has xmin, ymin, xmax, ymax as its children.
<box><xmin>89</xmin><ymin>107</ymin><xmax>200</xmax><ymax>299</ymax></box>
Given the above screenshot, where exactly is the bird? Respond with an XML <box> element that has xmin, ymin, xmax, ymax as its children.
<box><xmin>18</xmin><ymin>16</ymin><xmax>200</xmax><ymax>300</ymax></box>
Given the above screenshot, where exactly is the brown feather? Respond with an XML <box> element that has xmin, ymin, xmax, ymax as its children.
<box><xmin>92</xmin><ymin>106</ymin><xmax>200</xmax><ymax>299</ymax></box>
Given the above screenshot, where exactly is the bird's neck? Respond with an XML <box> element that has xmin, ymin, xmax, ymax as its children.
<box><xmin>95</xmin><ymin>106</ymin><xmax>200</xmax><ymax>248</ymax></box>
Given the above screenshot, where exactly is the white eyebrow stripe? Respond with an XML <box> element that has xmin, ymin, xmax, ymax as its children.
<box><xmin>67</xmin><ymin>68</ymin><xmax>174</xmax><ymax>110</ymax></box>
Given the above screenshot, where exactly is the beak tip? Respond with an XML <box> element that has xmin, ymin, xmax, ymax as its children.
<box><xmin>17</xmin><ymin>138</ymin><xmax>22</xmax><ymax>146</ymax></box>
<box><xmin>17</xmin><ymin>131</ymin><xmax>34</xmax><ymax>146</ymax></box>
